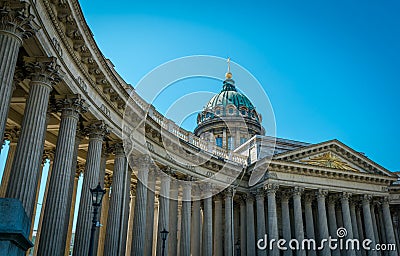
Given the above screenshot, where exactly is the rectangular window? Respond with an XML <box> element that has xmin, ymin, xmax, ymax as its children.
<box><xmin>216</xmin><ymin>137</ymin><xmax>222</xmax><ymax>148</ymax></box>
<box><xmin>227</xmin><ymin>136</ymin><xmax>233</xmax><ymax>150</ymax></box>
<box><xmin>240</xmin><ymin>137</ymin><xmax>247</xmax><ymax>145</ymax></box>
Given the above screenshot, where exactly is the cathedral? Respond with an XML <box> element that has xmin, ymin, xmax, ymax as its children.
<box><xmin>0</xmin><ymin>1</ymin><xmax>399</xmax><ymax>256</ymax></box>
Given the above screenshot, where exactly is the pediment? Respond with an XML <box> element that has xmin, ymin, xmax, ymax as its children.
<box><xmin>273</xmin><ymin>139</ymin><xmax>394</xmax><ymax>177</ymax></box>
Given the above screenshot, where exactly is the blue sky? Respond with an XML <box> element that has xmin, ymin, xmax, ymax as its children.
<box><xmin>78</xmin><ymin>0</ymin><xmax>400</xmax><ymax>171</ymax></box>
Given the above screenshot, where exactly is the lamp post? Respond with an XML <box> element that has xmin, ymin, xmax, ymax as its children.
<box><xmin>88</xmin><ymin>183</ymin><xmax>106</xmax><ymax>256</ymax></box>
<box><xmin>235</xmin><ymin>240</ymin><xmax>241</xmax><ymax>256</ymax></box>
<box><xmin>160</xmin><ymin>228</ymin><xmax>169</xmax><ymax>256</ymax></box>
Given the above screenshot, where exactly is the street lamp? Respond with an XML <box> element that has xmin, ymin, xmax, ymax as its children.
<box><xmin>235</xmin><ymin>240</ymin><xmax>241</xmax><ymax>256</ymax></box>
<box><xmin>160</xmin><ymin>228</ymin><xmax>169</xmax><ymax>256</ymax></box>
<box><xmin>88</xmin><ymin>183</ymin><xmax>106</xmax><ymax>256</ymax></box>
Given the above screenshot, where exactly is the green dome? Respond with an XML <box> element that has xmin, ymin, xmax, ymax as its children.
<box><xmin>196</xmin><ymin>77</ymin><xmax>261</xmax><ymax>124</ymax></box>
<box><xmin>205</xmin><ymin>79</ymin><xmax>256</xmax><ymax>111</ymax></box>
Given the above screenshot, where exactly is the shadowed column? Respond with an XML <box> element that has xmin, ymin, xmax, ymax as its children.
<box><xmin>73</xmin><ymin>121</ymin><xmax>109</xmax><ymax>256</ymax></box>
<box><xmin>362</xmin><ymin>195</ymin><xmax>377</xmax><ymax>256</ymax></box>
<box><xmin>304</xmin><ymin>193</ymin><xmax>316</xmax><ymax>256</ymax></box>
<box><xmin>0</xmin><ymin>1</ymin><xmax>38</xmax><ymax>140</ymax></box>
<box><xmin>37</xmin><ymin>95</ymin><xmax>87</xmax><ymax>255</ymax></box>
<box><xmin>266</xmin><ymin>183</ymin><xmax>279</xmax><ymax>256</ymax></box>
<box><xmin>255</xmin><ymin>188</ymin><xmax>266</xmax><ymax>256</ymax></box>
<box><xmin>281</xmin><ymin>191</ymin><xmax>293</xmax><ymax>256</ymax></box>
<box><xmin>292</xmin><ymin>186</ymin><xmax>305</xmax><ymax>256</ymax></box>
<box><xmin>317</xmin><ymin>190</ymin><xmax>331</xmax><ymax>256</ymax></box>
<box><xmin>130</xmin><ymin>154</ymin><xmax>152</xmax><ymax>255</ymax></box>
<box><xmin>202</xmin><ymin>184</ymin><xmax>212</xmax><ymax>256</ymax></box>
<box><xmin>104</xmin><ymin>143</ymin><xmax>128</xmax><ymax>255</ymax></box>
<box><xmin>214</xmin><ymin>194</ymin><xmax>223</xmax><ymax>256</ymax></box>
<box><xmin>6</xmin><ymin>57</ymin><xmax>62</xmax><ymax>220</ymax></box>
<box><xmin>168</xmin><ymin>178</ymin><xmax>179</xmax><ymax>256</ymax></box>
<box><xmin>157</xmin><ymin>169</ymin><xmax>171</xmax><ymax>256</ymax></box>
<box><xmin>180</xmin><ymin>178</ymin><xmax>192</xmax><ymax>256</ymax></box>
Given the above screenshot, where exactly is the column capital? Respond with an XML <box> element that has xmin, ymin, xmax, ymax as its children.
<box><xmin>316</xmin><ymin>189</ymin><xmax>329</xmax><ymax>199</ymax></box>
<box><xmin>362</xmin><ymin>194</ymin><xmax>373</xmax><ymax>203</ymax></box>
<box><xmin>104</xmin><ymin>174</ymin><xmax>112</xmax><ymax>189</ymax></box>
<box><xmin>0</xmin><ymin>0</ymin><xmax>39</xmax><ymax>42</ymax></box>
<box><xmin>381</xmin><ymin>196</ymin><xmax>390</xmax><ymax>205</ymax></box>
<box><xmin>42</xmin><ymin>147</ymin><xmax>55</xmax><ymax>163</ymax></box>
<box><xmin>134</xmin><ymin>154</ymin><xmax>153</xmax><ymax>169</ymax></box>
<box><xmin>55</xmin><ymin>94</ymin><xmax>88</xmax><ymax>117</ymax></box>
<box><xmin>254</xmin><ymin>188</ymin><xmax>265</xmax><ymax>199</ymax></box>
<box><xmin>279</xmin><ymin>190</ymin><xmax>292</xmax><ymax>202</ymax></box>
<box><xmin>84</xmin><ymin>120</ymin><xmax>109</xmax><ymax>140</ymax></box>
<box><xmin>76</xmin><ymin>163</ymin><xmax>85</xmax><ymax>176</ymax></box>
<box><xmin>265</xmin><ymin>183</ymin><xmax>279</xmax><ymax>195</ymax></box>
<box><xmin>24</xmin><ymin>56</ymin><xmax>63</xmax><ymax>87</ymax></box>
<box><xmin>304</xmin><ymin>193</ymin><xmax>315</xmax><ymax>204</ymax></box>
<box><xmin>291</xmin><ymin>186</ymin><xmax>304</xmax><ymax>197</ymax></box>
<box><xmin>244</xmin><ymin>192</ymin><xmax>255</xmax><ymax>202</ymax></box>
<box><xmin>223</xmin><ymin>186</ymin><xmax>234</xmax><ymax>198</ymax></box>
<box><xmin>111</xmin><ymin>142</ymin><xmax>124</xmax><ymax>157</ymax></box>
<box><xmin>340</xmin><ymin>192</ymin><xmax>352</xmax><ymax>201</ymax></box>
<box><xmin>4</xmin><ymin>126</ymin><xmax>19</xmax><ymax>142</ymax></box>
<box><xmin>327</xmin><ymin>194</ymin><xmax>339</xmax><ymax>205</ymax></box>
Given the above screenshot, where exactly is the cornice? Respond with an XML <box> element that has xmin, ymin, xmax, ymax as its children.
<box><xmin>266</xmin><ymin>160</ymin><xmax>396</xmax><ymax>185</ymax></box>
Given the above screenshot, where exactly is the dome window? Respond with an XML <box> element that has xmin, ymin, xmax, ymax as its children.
<box><xmin>241</xmin><ymin>109</ymin><xmax>247</xmax><ymax>116</ymax></box>
<box><xmin>228</xmin><ymin>108</ymin><xmax>234</xmax><ymax>114</ymax></box>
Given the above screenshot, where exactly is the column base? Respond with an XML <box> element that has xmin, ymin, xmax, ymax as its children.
<box><xmin>0</xmin><ymin>198</ymin><xmax>33</xmax><ymax>255</ymax></box>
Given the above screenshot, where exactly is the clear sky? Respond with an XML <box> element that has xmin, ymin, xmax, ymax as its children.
<box><xmin>78</xmin><ymin>0</ymin><xmax>400</xmax><ymax>171</ymax></box>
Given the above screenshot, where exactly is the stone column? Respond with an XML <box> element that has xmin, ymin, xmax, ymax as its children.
<box><xmin>73</xmin><ymin>121</ymin><xmax>108</xmax><ymax>256</ymax></box>
<box><xmin>104</xmin><ymin>143</ymin><xmax>128</xmax><ymax>255</ymax></box>
<box><xmin>37</xmin><ymin>95</ymin><xmax>86</xmax><ymax>255</ymax></box>
<box><xmin>65</xmin><ymin>168</ymin><xmax>82</xmax><ymax>256</ymax></box>
<box><xmin>349</xmin><ymin>201</ymin><xmax>362</xmax><ymax>256</ymax></box>
<box><xmin>362</xmin><ymin>195</ymin><xmax>377</xmax><ymax>256</ymax></box>
<box><xmin>93</xmin><ymin>145</ymin><xmax>110</xmax><ymax>255</ymax></box>
<box><xmin>316</xmin><ymin>190</ymin><xmax>331</xmax><ymax>256</ymax></box>
<box><xmin>97</xmin><ymin>175</ymin><xmax>112</xmax><ymax>256</ymax></box>
<box><xmin>370</xmin><ymin>202</ymin><xmax>381</xmax><ymax>256</ymax></box>
<box><xmin>340</xmin><ymin>192</ymin><xmax>356</xmax><ymax>256</ymax></box>
<box><xmin>125</xmin><ymin>185</ymin><xmax>136</xmax><ymax>256</ymax></box>
<box><xmin>292</xmin><ymin>187</ymin><xmax>305</xmax><ymax>256</ymax></box>
<box><xmin>202</xmin><ymin>184</ymin><xmax>212</xmax><ymax>256</ymax></box>
<box><xmin>130</xmin><ymin>155</ymin><xmax>152</xmax><ymax>255</ymax></box>
<box><xmin>356</xmin><ymin>206</ymin><xmax>367</xmax><ymax>256</ymax></box>
<box><xmin>266</xmin><ymin>184</ymin><xmax>279</xmax><ymax>256</ymax></box>
<box><xmin>0</xmin><ymin>127</ymin><xmax>19</xmax><ymax>197</ymax></box>
<box><xmin>6</xmin><ymin>57</ymin><xmax>61</xmax><ymax>220</ymax></box>
<box><xmin>31</xmin><ymin>150</ymin><xmax>54</xmax><ymax>256</ymax></box>
<box><xmin>180</xmin><ymin>179</ymin><xmax>192</xmax><ymax>256</ymax></box>
<box><xmin>304</xmin><ymin>193</ymin><xmax>316</xmax><ymax>256</ymax></box>
<box><xmin>239</xmin><ymin>196</ymin><xmax>247</xmax><ymax>256</ymax></box>
<box><xmin>223</xmin><ymin>187</ymin><xmax>233</xmax><ymax>256</ymax></box>
<box><xmin>281</xmin><ymin>191</ymin><xmax>293</xmax><ymax>256</ymax></box>
<box><xmin>377</xmin><ymin>207</ymin><xmax>386</xmax><ymax>245</ymax></box>
<box><xmin>327</xmin><ymin>195</ymin><xmax>340</xmax><ymax>256</ymax></box>
<box><xmin>144</xmin><ymin>168</ymin><xmax>156</xmax><ymax>256</ymax></box>
<box><xmin>381</xmin><ymin>197</ymin><xmax>397</xmax><ymax>256</ymax></box>
<box><xmin>157</xmin><ymin>170</ymin><xmax>171</xmax><ymax>256</ymax></box>
<box><xmin>0</xmin><ymin>1</ymin><xmax>38</xmax><ymax>139</ymax></box>
<box><xmin>246</xmin><ymin>193</ymin><xmax>256</xmax><ymax>256</ymax></box>
<box><xmin>255</xmin><ymin>188</ymin><xmax>266</xmax><ymax>256</ymax></box>
<box><xmin>191</xmin><ymin>197</ymin><xmax>201</xmax><ymax>256</ymax></box>
<box><xmin>168</xmin><ymin>179</ymin><xmax>179</xmax><ymax>256</ymax></box>
<box><xmin>214</xmin><ymin>194</ymin><xmax>223</xmax><ymax>256</ymax></box>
